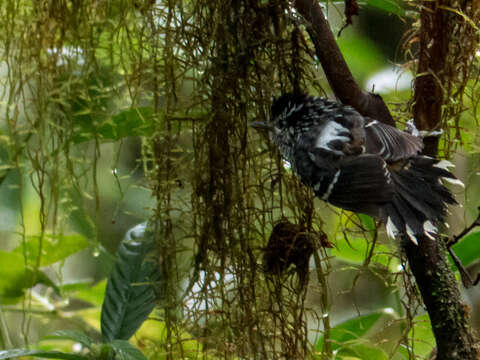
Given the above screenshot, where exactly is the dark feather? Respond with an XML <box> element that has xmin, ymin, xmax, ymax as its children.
<box><xmin>260</xmin><ymin>93</ymin><xmax>460</xmax><ymax>245</ymax></box>
<box><xmin>364</xmin><ymin>119</ymin><xmax>423</xmax><ymax>161</ymax></box>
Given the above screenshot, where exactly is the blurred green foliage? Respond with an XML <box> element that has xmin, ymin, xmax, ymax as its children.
<box><xmin>0</xmin><ymin>0</ymin><xmax>478</xmax><ymax>359</ymax></box>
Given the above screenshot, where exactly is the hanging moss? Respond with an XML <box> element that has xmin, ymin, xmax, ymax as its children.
<box><xmin>2</xmin><ymin>0</ymin><xmax>479</xmax><ymax>358</ymax></box>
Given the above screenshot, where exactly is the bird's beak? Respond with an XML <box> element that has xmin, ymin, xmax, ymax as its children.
<box><xmin>249</xmin><ymin>121</ymin><xmax>273</xmax><ymax>130</ymax></box>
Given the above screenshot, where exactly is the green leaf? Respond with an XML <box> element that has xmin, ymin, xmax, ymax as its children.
<box><xmin>43</xmin><ymin>330</ymin><xmax>94</xmax><ymax>349</ymax></box>
<box><xmin>0</xmin><ymin>349</ymin><xmax>88</xmax><ymax>360</ymax></box>
<box><xmin>63</xmin><ymin>279</ymin><xmax>107</xmax><ymax>307</ymax></box>
<box><xmin>316</xmin><ymin>312</ymin><xmax>384</xmax><ymax>352</ymax></box>
<box><xmin>331</xmin><ymin>236</ymin><xmax>395</xmax><ymax>270</ymax></box>
<box><xmin>451</xmin><ymin>231</ymin><xmax>480</xmax><ymax>267</ymax></box>
<box><xmin>101</xmin><ymin>224</ymin><xmax>161</xmax><ymax>341</ymax></box>
<box><xmin>332</xmin><ymin>236</ymin><xmax>369</xmax><ymax>263</ymax></box>
<box><xmin>407</xmin><ymin>314</ymin><xmax>435</xmax><ymax>357</ymax></box>
<box><xmin>13</xmin><ymin>234</ymin><xmax>90</xmax><ymax>266</ymax></box>
<box><xmin>108</xmin><ymin>340</ymin><xmax>147</xmax><ymax>360</ymax></box>
<box><xmin>0</xmin><ymin>250</ymin><xmax>57</xmax><ymax>301</ymax></box>
<box><xmin>358</xmin><ymin>214</ymin><xmax>376</xmax><ymax>236</ymax></box>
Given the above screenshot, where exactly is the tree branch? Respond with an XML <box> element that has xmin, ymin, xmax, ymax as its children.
<box><xmin>408</xmin><ymin>0</ymin><xmax>478</xmax><ymax>356</ymax></box>
<box><xmin>293</xmin><ymin>0</ymin><xmax>478</xmax><ymax>357</ymax></box>
<box><xmin>404</xmin><ymin>237</ymin><xmax>477</xmax><ymax>359</ymax></box>
<box><xmin>293</xmin><ymin>0</ymin><xmax>395</xmax><ymax>127</ymax></box>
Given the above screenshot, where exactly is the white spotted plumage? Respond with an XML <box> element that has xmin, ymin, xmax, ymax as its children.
<box><xmin>254</xmin><ymin>93</ymin><xmax>460</xmax><ymax>245</ymax></box>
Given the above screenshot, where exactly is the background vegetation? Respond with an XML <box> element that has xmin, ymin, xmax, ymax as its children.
<box><xmin>0</xmin><ymin>0</ymin><xmax>479</xmax><ymax>359</ymax></box>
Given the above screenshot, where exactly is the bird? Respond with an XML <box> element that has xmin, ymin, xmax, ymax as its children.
<box><xmin>251</xmin><ymin>93</ymin><xmax>462</xmax><ymax>244</ymax></box>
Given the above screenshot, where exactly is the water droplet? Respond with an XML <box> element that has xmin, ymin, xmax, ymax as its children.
<box><xmin>112</xmin><ymin>168</ymin><xmax>118</xmax><ymax>176</ymax></box>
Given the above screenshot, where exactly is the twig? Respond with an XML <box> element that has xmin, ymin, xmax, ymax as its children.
<box><xmin>447</xmin><ymin>207</ymin><xmax>480</xmax><ymax>288</ymax></box>
<box><xmin>447</xmin><ymin>207</ymin><xmax>480</xmax><ymax>247</ymax></box>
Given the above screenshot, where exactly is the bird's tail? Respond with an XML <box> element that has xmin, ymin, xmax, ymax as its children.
<box><xmin>382</xmin><ymin>156</ymin><xmax>461</xmax><ymax>244</ymax></box>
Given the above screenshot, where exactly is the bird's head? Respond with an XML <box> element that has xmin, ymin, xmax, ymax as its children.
<box><xmin>251</xmin><ymin>93</ymin><xmax>310</xmax><ymax>130</ymax></box>
<box><xmin>250</xmin><ymin>93</ymin><xmax>309</xmax><ymax>159</ymax></box>
<box><xmin>270</xmin><ymin>93</ymin><xmax>309</xmax><ymax>129</ymax></box>
<box><xmin>250</xmin><ymin>93</ymin><xmax>310</xmax><ymax>159</ymax></box>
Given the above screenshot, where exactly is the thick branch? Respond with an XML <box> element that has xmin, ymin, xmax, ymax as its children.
<box><xmin>412</xmin><ymin>1</ymin><xmax>446</xmax><ymax>156</ymax></box>
<box><xmin>404</xmin><ymin>238</ymin><xmax>477</xmax><ymax>359</ymax></box>
<box><xmin>293</xmin><ymin>0</ymin><xmax>395</xmax><ymax>127</ymax></box>
<box><xmin>410</xmin><ymin>0</ymin><xmax>478</xmax><ymax>357</ymax></box>
<box><xmin>294</xmin><ymin>0</ymin><xmax>478</xmax><ymax>357</ymax></box>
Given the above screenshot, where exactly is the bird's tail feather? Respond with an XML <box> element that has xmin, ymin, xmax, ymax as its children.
<box><xmin>383</xmin><ymin>156</ymin><xmax>460</xmax><ymax>244</ymax></box>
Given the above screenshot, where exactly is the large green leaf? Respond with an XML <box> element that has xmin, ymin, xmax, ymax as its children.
<box><xmin>0</xmin><ymin>349</ymin><xmax>88</xmax><ymax>360</ymax></box>
<box><xmin>101</xmin><ymin>224</ymin><xmax>161</xmax><ymax>341</ymax></box>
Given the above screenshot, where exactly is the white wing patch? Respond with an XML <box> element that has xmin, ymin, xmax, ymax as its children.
<box><xmin>315</xmin><ymin>121</ymin><xmax>350</xmax><ymax>153</ymax></box>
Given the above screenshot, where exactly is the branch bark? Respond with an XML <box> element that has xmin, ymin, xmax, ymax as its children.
<box><xmin>293</xmin><ymin>0</ymin><xmax>478</xmax><ymax>358</ymax></box>
<box><xmin>408</xmin><ymin>0</ymin><xmax>478</xmax><ymax>357</ymax></box>
<box><xmin>294</xmin><ymin>0</ymin><xmax>395</xmax><ymax>127</ymax></box>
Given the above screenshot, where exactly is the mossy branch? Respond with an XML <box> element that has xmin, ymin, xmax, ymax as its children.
<box><xmin>293</xmin><ymin>0</ymin><xmax>395</xmax><ymax>127</ymax></box>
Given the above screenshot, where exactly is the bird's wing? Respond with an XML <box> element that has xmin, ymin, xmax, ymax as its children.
<box><xmin>294</xmin><ymin>148</ymin><xmax>394</xmax><ymax>217</ymax></box>
<box><xmin>363</xmin><ymin>119</ymin><xmax>423</xmax><ymax>162</ymax></box>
